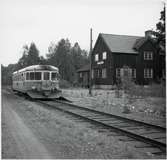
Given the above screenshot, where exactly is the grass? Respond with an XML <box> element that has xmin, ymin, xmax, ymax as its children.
<box><xmin>61</xmin><ymin>84</ymin><xmax>166</xmax><ymax>126</ymax></box>
<box><xmin>129</xmin><ymin>83</ymin><xmax>166</xmax><ymax>98</ymax></box>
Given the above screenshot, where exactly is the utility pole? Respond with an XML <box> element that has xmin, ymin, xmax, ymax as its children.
<box><xmin>89</xmin><ymin>28</ymin><xmax>93</xmax><ymax>95</ymax></box>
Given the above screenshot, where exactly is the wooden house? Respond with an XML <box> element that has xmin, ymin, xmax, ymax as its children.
<box><xmin>78</xmin><ymin>31</ymin><xmax>165</xmax><ymax>89</ymax></box>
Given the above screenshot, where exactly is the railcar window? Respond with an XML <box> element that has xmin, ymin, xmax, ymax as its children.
<box><xmin>26</xmin><ymin>72</ymin><xmax>30</xmax><ymax>80</ymax></box>
<box><xmin>35</xmin><ymin>72</ymin><xmax>41</xmax><ymax>80</ymax></box>
<box><xmin>44</xmin><ymin>72</ymin><xmax>50</xmax><ymax>80</ymax></box>
<box><xmin>51</xmin><ymin>72</ymin><xmax>57</xmax><ymax>81</ymax></box>
<box><xmin>30</xmin><ymin>72</ymin><xmax>35</xmax><ymax>80</ymax></box>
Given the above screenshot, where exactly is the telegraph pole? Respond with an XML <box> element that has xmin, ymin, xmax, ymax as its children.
<box><xmin>89</xmin><ymin>28</ymin><xmax>93</xmax><ymax>95</ymax></box>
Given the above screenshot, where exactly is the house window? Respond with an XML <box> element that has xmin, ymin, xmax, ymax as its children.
<box><xmin>95</xmin><ymin>54</ymin><xmax>99</xmax><ymax>61</ymax></box>
<box><xmin>144</xmin><ymin>68</ymin><xmax>153</xmax><ymax>78</ymax></box>
<box><xmin>116</xmin><ymin>68</ymin><xmax>121</xmax><ymax>78</ymax></box>
<box><xmin>102</xmin><ymin>52</ymin><xmax>107</xmax><ymax>60</ymax></box>
<box><xmin>79</xmin><ymin>72</ymin><xmax>82</xmax><ymax>78</ymax></box>
<box><xmin>102</xmin><ymin>68</ymin><xmax>107</xmax><ymax>78</ymax></box>
<box><xmin>144</xmin><ymin>51</ymin><xmax>153</xmax><ymax>60</ymax></box>
<box><xmin>132</xmin><ymin>68</ymin><xmax>136</xmax><ymax>78</ymax></box>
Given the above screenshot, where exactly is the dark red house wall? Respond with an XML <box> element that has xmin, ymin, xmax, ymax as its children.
<box><xmin>91</xmin><ymin>35</ymin><xmax>114</xmax><ymax>85</ymax></box>
<box><xmin>112</xmin><ymin>53</ymin><xmax>137</xmax><ymax>83</ymax></box>
<box><xmin>136</xmin><ymin>40</ymin><xmax>158</xmax><ymax>84</ymax></box>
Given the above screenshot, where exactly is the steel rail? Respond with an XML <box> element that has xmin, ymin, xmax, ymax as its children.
<box><xmin>38</xmin><ymin>100</ymin><xmax>166</xmax><ymax>152</ymax></box>
<box><xmin>53</xmin><ymin>99</ymin><xmax>166</xmax><ymax>131</ymax></box>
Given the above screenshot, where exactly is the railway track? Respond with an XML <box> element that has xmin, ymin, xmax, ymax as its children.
<box><xmin>37</xmin><ymin>99</ymin><xmax>166</xmax><ymax>155</ymax></box>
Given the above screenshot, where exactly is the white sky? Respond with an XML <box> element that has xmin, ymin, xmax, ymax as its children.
<box><xmin>0</xmin><ymin>0</ymin><xmax>164</xmax><ymax>66</ymax></box>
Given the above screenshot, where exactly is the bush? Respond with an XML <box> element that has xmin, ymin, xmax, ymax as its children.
<box><xmin>59</xmin><ymin>79</ymin><xmax>72</xmax><ymax>88</ymax></box>
<box><xmin>148</xmin><ymin>83</ymin><xmax>165</xmax><ymax>97</ymax></box>
<box><xmin>131</xmin><ymin>83</ymin><xmax>165</xmax><ymax>98</ymax></box>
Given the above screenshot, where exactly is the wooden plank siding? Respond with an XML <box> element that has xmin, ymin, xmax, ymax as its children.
<box><xmin>77</xmin><ymin>71</ymin><xmax>89</xmax><ymax>88</ymax></box>
<box><xmin>112</xmin><ymin>53</ymin><xmax>137</xmax><ymax>84</ymax></box>
<box><xmin>91</xmin><ymin>34</ymin><xmax>114</xmax><ymax>85</ymax></box>
<box><xmin>136</xmin><ymin>40</ymin><xmax>159</xmax><ymax>84</ymax></box>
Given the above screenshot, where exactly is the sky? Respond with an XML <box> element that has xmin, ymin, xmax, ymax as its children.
<box><xmin>0</xmin><ymin>0</ymin><xmax>164</xmax><ymax>66</ymax></box>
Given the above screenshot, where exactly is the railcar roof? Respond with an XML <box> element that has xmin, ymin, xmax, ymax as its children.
<box><xmin>13</xmin><ymin>65</ymin><xmax>58</xmax><ymax>74</ymax></box>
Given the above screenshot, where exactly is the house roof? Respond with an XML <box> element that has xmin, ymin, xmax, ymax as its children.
<box><xmin>77</xmin><ymin>64</ymin><xmax>90</xmax><ymax>72</ymax></box>
<box><xmin>133</xmin><ymin>37</ymin><xmax>146</xmax><ymax>50</ymax></box>
<box><xmin>100</xmin><ymin>33</ymin><xmax>144</xmax><ymax>54</ymax></box>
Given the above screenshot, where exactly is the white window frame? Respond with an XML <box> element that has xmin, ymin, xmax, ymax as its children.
<box><xmin>95</xmin><ymin>54</ymin><xmax>99</xmax><ymax>61</ymax></box>
<box><xmin>144</xmin><ymin>51</ymin><xmax>153</xmax><ymax>60</ymax></box>
<box><xmin>144</xmin><ymin>68</ymin><xmax>153</xmax><ymax>78</ymax></box>
<box><xmin>102</xmin><ymin>68</ymin><xmax>107</xmax><ymax>78</ymax></box>
<box><xmin>102</xmin><ymin>52</ymin><xmax>107</xmax><ymax>60</ymax></box>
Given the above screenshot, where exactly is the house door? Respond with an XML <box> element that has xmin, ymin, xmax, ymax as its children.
<box><xmin>120</xmin><ymin>67</ymin><xmax>132</xmax><ymax>78</ymax></box>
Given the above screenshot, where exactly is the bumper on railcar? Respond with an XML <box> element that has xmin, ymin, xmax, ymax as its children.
<box><xmin>27</xmin><ymin>88</ymin><xmax>62</xmax><ymax>99</ymax></box>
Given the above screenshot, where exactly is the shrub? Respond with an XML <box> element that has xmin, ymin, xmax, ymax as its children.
<box><xmin>148</xmin><ymin>83</ymin><xmax>165</xmax><ymax>97</ymax></box>
<box><xmin>122</xmin><ymin>105</ymin><xmax>131</xmax><ymax>114</ymax></box>
<box><xmin>131</xmin><ymin>83</ymin><xmax>165</xmax><ymax>98</ymax></box>
<box><xmin>59</xmin><ymin>79</ymin><xmax>72</xmax><ymax>88</ymax></box>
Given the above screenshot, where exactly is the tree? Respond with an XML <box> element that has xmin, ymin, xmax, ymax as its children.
<box><xmin>15</xmin><ymin>45</ymin><xmax>29</xmax><ymax>70</ymax></box>
<box><xmin>154</xmin><ymin>6</ymin><xmax>165</xmax><ymax>49</ymax></box>
<box><xmin>70</xmin><ymin>43</ymin><xmax>88</xmax><ymax>82</ymax></box>
<box><xmin>71</xmin><ymin>43</ymin><xmax>89</xmax><ymax>70</ymax></box>
<box><xmin>39</xmin><ymin>56</ymin><xmax>48</xmax><ymax>65</ymax></box>
<box><xmin>2</xmin><ymin>39</ymin><xmax>89</xmax><ymax>86</ymax></box>
<box><xmin>27</xmin><ymin>42</ymin><xmax>41</xmax><ymax>65</ymax></box>
<box><xmin>1</xmin><ymin>64</ymin><xmax>17</xmax><ymax>85</ymax></box>
<box><xmin>47</xmin><ymin>39</ymin><xmax>75</xmax><ymax>82</ymax></box>
<box><xmin>152</xmin><ymin>6</ymin><xmax>166</xmax><ymax>80</ymax></box>
<box><xmin>46</xmin><ymin>42</ymin><xmax>57</xmax><ymax>60</ymax></box>
<box><xmin>16</xmin><ymin>42</ymin><xmax>41</xmax><ymax>70</ymax></box>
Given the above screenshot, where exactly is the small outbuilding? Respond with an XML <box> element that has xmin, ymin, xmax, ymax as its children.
<box><xmin>77</xmin><ymin>64</ymin><xmax>90</xmax><ymax>88</ymax></box>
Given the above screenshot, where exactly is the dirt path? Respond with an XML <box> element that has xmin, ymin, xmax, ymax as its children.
<box><xmin>2</xmin><ymin>90</ymin><xmax>53</xmax><ymax>159</ymax></box>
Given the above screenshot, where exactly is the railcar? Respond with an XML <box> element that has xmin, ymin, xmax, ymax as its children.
<box><xmin>12</xmin><ymin>65</ymin><xmax>62</xmax><ymax>99</ymax></box>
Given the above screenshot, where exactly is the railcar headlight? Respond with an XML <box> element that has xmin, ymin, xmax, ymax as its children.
<box><xmin>31</xmin><ymin>86</ymin><xmax>36</xmax><ymax>90</ymax></box>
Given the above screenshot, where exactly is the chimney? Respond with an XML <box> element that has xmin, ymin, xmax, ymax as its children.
<box><xmin>145</xmin><ymin>30</ymin><xmax>153</xmax><ymax>38</ymax></box>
